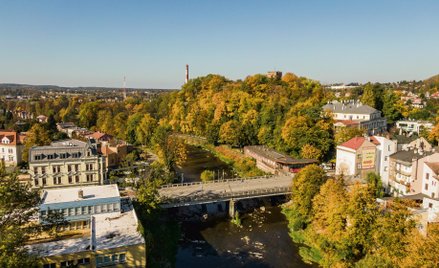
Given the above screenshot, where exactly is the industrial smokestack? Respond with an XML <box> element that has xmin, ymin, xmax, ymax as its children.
<box><xmin>185</xmin><ymin>64</ymin><xmax>189</xmax><ymax>84</ymax></box>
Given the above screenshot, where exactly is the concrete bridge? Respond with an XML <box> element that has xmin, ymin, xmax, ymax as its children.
<box><xmin>158</xmin><ymin>175</ymin><xmax>293</xmax><ymax>215</ymax></box>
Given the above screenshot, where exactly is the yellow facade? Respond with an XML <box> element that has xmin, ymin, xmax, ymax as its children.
<box><xmin>39</xmin><ymin>244</ymin><xmax>146</xmax><ymax>268</ymax></box>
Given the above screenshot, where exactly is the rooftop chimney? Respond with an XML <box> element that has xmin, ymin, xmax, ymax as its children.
<box><xmin>78</xmin><ymin>189</ymin><xmax>84</xmax><ymax>199</ymax></box>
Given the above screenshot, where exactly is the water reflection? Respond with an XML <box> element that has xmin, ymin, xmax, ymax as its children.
<box><xmin>176</xmin><ymin>206</ymin><xmax>312</xmax><ymax>268</ymax></box>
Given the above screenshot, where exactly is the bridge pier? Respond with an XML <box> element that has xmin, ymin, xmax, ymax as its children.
<box><xmin>229</xmin><ymin>199</ymin><xmax>236</xmax><ymax>218</ymax></box>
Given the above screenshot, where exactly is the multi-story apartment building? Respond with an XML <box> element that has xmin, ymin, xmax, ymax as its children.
<box><xmin>0</xmin><ymin>130</ymin><xmax>26</xmax><ymax>167</ymax></box>
<box><xmin>388</xmin><ymin>148</ymin><xmax>439</xmax><ymax>196</ymax></box>
<box><xmin>323</xmin><ymin>100</ymin><xmax>387</xmax><ymax>134</ymax></box>
<box><xmin>29</xmin><ymin>140</ymin><xmax>106</xmax><ymax>188</ymax></box>
<box><xmin>28</xmin><ymin>185</ymin><xmax>146</xmax><ymax>267</ymax></box>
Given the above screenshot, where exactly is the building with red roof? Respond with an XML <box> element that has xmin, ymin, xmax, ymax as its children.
<box><xmin>0</xmin><ymin>130</ymin><xmax>26</xmax><ymax>166</ymax></box>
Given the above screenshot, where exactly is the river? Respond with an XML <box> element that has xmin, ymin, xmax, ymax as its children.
<box><xmin>175</xmin><ymin>205</ymin><xmax>312</xmax><ymax>268</ymax></box>
<box><xmin>172</xmin><ymin>145</ymin><xmax>312</xmax><ymax>268</ymax></box>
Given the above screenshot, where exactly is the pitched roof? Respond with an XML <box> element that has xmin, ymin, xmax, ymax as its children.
<box><xmin>323</xmin><ymin>101</ymin><xmax>378</xmax><ymax>115</ymax></box>
<box><xmin>0</xmin><ymin>130</ymin><xmax>25</xmax><ymax>145</ymax></box>
<box><xmin>425</xmin><ymin>162</ymin><xmax>439</xmax><ymax>175</ymax></box>
<box><xmin>390</xmin><ymin>149</ymin><xmax>434</xmax><ymax>163</ymax></box>
<box><xmin>339</xmin><ymin>136</ymin><xmax>380</xmax><ymax>150</ymax></box>
<box><xmin>87</xmin><ymin>131</ymin><xmax>112</xmax><ymax>141</ymax></box>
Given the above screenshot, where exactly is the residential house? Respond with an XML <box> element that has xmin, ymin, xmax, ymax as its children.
<box><xmin>396</xmin><ymin>119</ymin><xmax>434</xmax><ymax>136</ymax></box>
<box><xmin>0</xmin><ymin>130</ymin><xmax>26</xmax><ymax>166</ymax></box>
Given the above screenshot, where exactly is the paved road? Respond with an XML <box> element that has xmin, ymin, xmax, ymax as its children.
<box><xmin>159</xmin><ymin>175</ymin><xmax>293</xmax><ymax>207</ymax></box>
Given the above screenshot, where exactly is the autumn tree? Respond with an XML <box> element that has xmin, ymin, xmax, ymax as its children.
<box><xmin>382</xmin><ymin>91</ymin><xmax>402</xmax><ymax>124</ymax></box>
<box><xmin>22</xmin><ymin>124</ymin><xmax>51</xmax><ymax>162</ymax></box>
<box><xmin>300</xmin><ymin>144</ymin><xmax>322</xmax><ymax>160</ymax></box>
<box><xmin>334</xmin><ymin>127</ymin><xmax>366</xmax><ymax>145</ymax></box>
<box><xmin>136</xmin><ymin>113</ymin><xmax>157</xmax><ymax>146</ymax></box>
<box><xmin>401</xmin><ymin>224</ymin><xmax>439</xmax><ymax>267</ymax></box>
<box><xmin>361</xmin><ymin>83</ymin><xmax>376</xmax><ymax>108</ymax></box>
<box><xmin>290</xmin><ymin>165</ymin><xmax>327</xmax><ymax>229</ymax></box>
<box><xmin>200</xmin><ymin>170</ymin><xmax>215</xmax><ymax>182</ymax></box>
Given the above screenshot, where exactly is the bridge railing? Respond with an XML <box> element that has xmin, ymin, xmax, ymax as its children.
<box><xmin>159</xmin><ymin>175</ymin><xmax>278</xmax><ymax>189</ymax></box>
<box><xmin>160</xmin><ymin>186</ymin><xmax>291</xmax><ymax>205</ymax></box>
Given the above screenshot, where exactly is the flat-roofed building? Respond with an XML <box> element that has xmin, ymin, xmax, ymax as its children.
<box><xmin>396</xmin><ymin>119</ymin><xmax>434</xmax><ymax>135</ymax></box>
<box><xmin>39</xmin><ymin>185</ymin><xmax>121</xmax><ymax>230</ymax></box>
<box><xmin>244</xmin><ymin>145</ymin><xmax>318</xmax><ymax>175</ymax></box>
<box><xmin>28</xmin><ymin>204</ymin><xmax>146</xmax><ymax>268</ymax></box>
<box><xmin>29</xmin><ymin>139</ymin><xmax>106</xmax><ymax>188</ymax></box>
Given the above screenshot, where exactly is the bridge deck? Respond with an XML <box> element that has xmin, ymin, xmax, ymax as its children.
<box><xmin>159</xmin><ymin>175</ymin><xmax>293</xmax><ymax>208</ymax></box>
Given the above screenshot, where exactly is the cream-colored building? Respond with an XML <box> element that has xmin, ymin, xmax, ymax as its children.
<box><xmin>0</xmin><ymin>130</ymin><xmax>26</xmax><ymax>167</ymax></box>
<box><xmin>29</xmin><ymin>140</ymin><xmax>106</xmax><ymax>188</ymax></box>
<box><xmin>27</xmin><ymin>184</ymin><xmax>146</xmax><ymax>267</ymax></box>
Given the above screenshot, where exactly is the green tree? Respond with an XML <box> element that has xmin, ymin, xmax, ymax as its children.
<box><xmin>0</xmin><ymin>168</ymin><xmax>40</xmax><ymax>267</ymax></box>
<box><xmin>290</xmin><ymin>165</ymin><xmax>327</xmax><ymax>229</ymax></box>
<box><xmin>361</xmin><ymin>83</ymin><xmax>376</xmax><ymax>108</ymax></box>
<box><xmin>366</xmin><ymin>172</ymin><xmax>384</xmax><ymax>198</ymax></box>
<box><xmin>334</xmin><ymin>127</ymin><xmax>366</xmax><ymax>145</ymax></box>
<box><xmin>382</xmin><ymin>91</ymin><xmax>402</xmax><ymax>124</ymax></box>
<box><xmin>78</xmin><ymin>102</ymin><xmax>99</xmax><ymax>128</ymax></box>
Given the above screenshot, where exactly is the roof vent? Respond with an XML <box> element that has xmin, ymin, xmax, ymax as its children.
<box><xmin>78</xmin><ymin>189</ymin><xmax>84</xmax><ymax>199</ymax></box>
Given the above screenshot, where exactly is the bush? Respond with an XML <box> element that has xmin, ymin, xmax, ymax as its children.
<box><xmin>200</xmin><ymin>170</ymin><xmax>215</xmax><ymax>182</ymax></box>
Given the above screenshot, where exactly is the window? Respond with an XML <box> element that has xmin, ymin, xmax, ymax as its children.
<box><xmin>76</xmin><ymin>207</ymin><xmax>81</xmax><ymax>215</ymax></box>
<box><xmin>86</xmin><ymin>174</ymin><xmax>93</xmax><ymax>182</ymax></box>
<box><xmin>53</xmin><ymin>166</ymin><xmax>61</xmax><ymax>173</ymax></box>
<box><xmin>53</xmin><ymin>177</ymin><xmax>62</xmax><ymax>185</ymax></box>
<box><xmin>63</xmin><ymin>209</ymin><xmax>68</xmax><ymax>216</ymax></box>
<box><xmin>95</xmin><ymin>205</ymin><xmax>101</xmax><ymax>213</ymax></box>
<box><xmin>69</xmin><ymin>208</ymin><xmax>75</xmax><ymax>216</ymax></box>
<box><xmin>384</xmin><ymin>156</ymin><xmax>388</xmax><ymax>161</ymax></box>
<box><xmin>60</xmin><ymin>260</ymin><xmax>74</xmax><ymax>267</ymax></box>
<box><xmin>119</xmin><ymin>254</ymin><xmax>126</xmax><ymax>263</ymax></box>
<box><xmin>75</xmin><ymin>164</ymin><xmax>79</xmax><ymax>171</ymax></box>
<box><xmin>68</xmin><ymin>176</ymin><xmax>73</xmax><ymax>184</ymax></box>
<box><xmin>82</xmin><ymin>206</ymin><xmax>87</xmax><ymax>215</ymax></box>
<box><xmin>34</xmin><ymin>167</ymin><xmax>38</xmax><ymax>174</ymax></box>
<box><xmin>8</xmin><ymin>148</ymin><xmax>13</xmax><ymax>153</ymax></box>
<box><xmin>43</xmin><ymin>263</ymin><xmax>56</xmax><ymax>268</ymax></box>
<box><xmin>68</xmin><ymin>165</ymin><xmax>72</xmax><ymax>172</ymax></box>
<box><xmin>42</xmin><ymin>178</ymin><xmax>47</xmax><ymax>186</ymax></box>
<box><xmin>433</xmin><ymin>193</ymin><xmax>436</xmax><ymax>199</ymax></box>
<box><xmin>34</xmin><ymin>178</ymin><xmax>39</xmax><ymax>186</ymax></box>
<box><xmin>425</xmin><ymin>184</ymin><xmax>429</xmax><ymax>191</ymax></box>
<box><xmin>77</xmin><ymin>258</ymin><xmax>90</xmax><ymax>265</ymax></box>
<box><xmin>101</xmin><ymin>204</ymin><xmax>107</xmax><ymax>213</ymax></box>
<box><xmin>75</xmin><ymin>176</ymin><xmax>80</xmax><ymax>183</ymax></box>
<box><xmin>41</xmin><ymin>167</ymin><xmax>46</xmax><ymax>174</ymax></box>
<box><xmin>40</xmin><ymin>210</ymin><xmax>46</xmax><ymax>217</ymax></box>
<box><xmin>388</xmin><ymin>145</ymin><xmax>391</xmax><ymax>151</ymax></box>
<box><xmin>426</xmin><ymin>173</ymin><xmax>430</xmax><ymax>180</ymax></box>
<box><xmin>429</xmin><ymin>203</ymin><xmax>433</xmax><ymax>208</ymax></box>
<box><xmin>88</xmin><ymin>206</ymin><xmax>93</xmax><ymax>214</ymax></box>
<box><xmin>48</xmin><ymin>154</ymin><xmax>54</xmax><ymax>160</ymax></box>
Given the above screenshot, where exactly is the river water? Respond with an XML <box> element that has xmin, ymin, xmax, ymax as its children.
<box><xmin>175</xmin><ymin>205</ymin><xmax>312</xmax><ymax>268</ymax></box>
<box><xmin>173</xmin><ymin>145</ymin><xmax>312</xmax><ymax>268</ymax></box>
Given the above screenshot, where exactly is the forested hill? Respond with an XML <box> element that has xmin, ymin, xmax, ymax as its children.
<box><xmin>425</xmin><ymin>73</ymin><xmax>439</xmax><ymax>87</ymax></box>
<box><xmin>162</xmin><ymin>73</ymin><xmax>334</xmax><ymax>160</ymax></box>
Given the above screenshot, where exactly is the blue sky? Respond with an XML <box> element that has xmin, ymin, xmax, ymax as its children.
<box><xmin>1</xmin><ymin>0</ymin><xmax>438</xmax><ymax>88</ymax></box>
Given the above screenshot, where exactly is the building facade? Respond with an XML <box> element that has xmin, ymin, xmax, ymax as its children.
<box><xmin>28</xmin><ymin>185</ymin><xmax>146</xmax><ymax>268</ymax></box>
<box><xmin>323</xmin><ymin>100</ymin><xmax>387</xmax><ymax>134</ymax></box>
<box><xmin>29</xmin><ymin>140</ymin><xmax>106</xmax><ymax>188</ymax></box>
<box><xmin>0</xmin><ymin>130</ymin><xmax>26</xmax><ymax>167</ymax></box>
<box><xmin>335</xmin><ymin>136</ymin><xmax>379</xmax><ymax>178</ymax></box>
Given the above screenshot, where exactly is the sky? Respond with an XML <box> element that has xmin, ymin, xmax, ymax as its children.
<box><xmin>1</xmin><ymin>0</ymin><xmax>439</xmax><ymax>88</ymax></box>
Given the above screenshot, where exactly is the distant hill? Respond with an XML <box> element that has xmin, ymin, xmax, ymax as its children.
<box><xmin>424</xmin><ymin>74</ymin><xmax>439</xmax><ymax>86</ymax></box>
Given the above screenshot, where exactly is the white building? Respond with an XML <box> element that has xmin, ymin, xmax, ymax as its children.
<box><xmin>323</xmin><ymin>100</ymin><xmax>387</xmax><ymax>134</ymax></box>
<box><xmin>39</xmin><ymin>184</ymin><xmax>121</xmax><ymax>230</ymax></box>
<box><xmin>336</xmin><ymin>136</ymin><xmax>397</xmax><ymax>189</ymax></box>
<box><xmin>373</xmin><ymin>136</ymin><xmax>398</xmax><ymax>189</ymax></box>
<box><xmin>396</xmin><ymin>119</ymin><xmax>434</xmax><ymax>136</ymax></box>
<box><xmin>0</xmin><ymin>130</ymin><xmax>26</xmax><ymax>167</ymax></box>
<box><xmin>421</xmin><ymin>162</ymin><xmax>439</xmax><ymax>199</ymax></box>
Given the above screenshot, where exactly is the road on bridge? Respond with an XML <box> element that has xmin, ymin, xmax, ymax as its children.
<box><xmin>159</xmin><ymin>175</ymin><xmax>294</xmax><ymax>208</ymax></box>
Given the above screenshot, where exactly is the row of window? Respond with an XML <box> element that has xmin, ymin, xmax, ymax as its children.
<box><xmin>40</xmin><ymin>202</ymin><xmax>120</xmax><ymax>218</ymax></box>
<box><xmin>34</xmin><ymin>164</ymin><xmax>95</xmax><ymax>174</ymax></box>
<box><xmin>34</xmin><ymin>152</ymin><xmax>83</xmax><ymax>161</ymax></box>
<box><xmin>43</xmin><ymin>257</ymin><xmax>90</xmax><ymax>268</ymax></box>
<box><xmin>96</xmin><ymin>253</ymin><xmax>126</xmax><ymax>267</ymax></box>
<box><xmin>0</xmin><ymin>148</ymin><xmax>13</xmax><ymax>153</ymax></box>
<box><xmin>0</xmin><ymin>156</ymin><xmax>14</xmax><ymax>162</ymax></box>
<box><xmin>34</xmin><ymin>174</ymin><xmax>95</xmax><ymax>186</ymax></box>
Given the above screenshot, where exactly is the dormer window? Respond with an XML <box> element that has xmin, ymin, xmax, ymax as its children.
<box><xmin>2</xmin><ymin>138</ymin><xmax>10</xmax><ymax>144</ymax></box>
